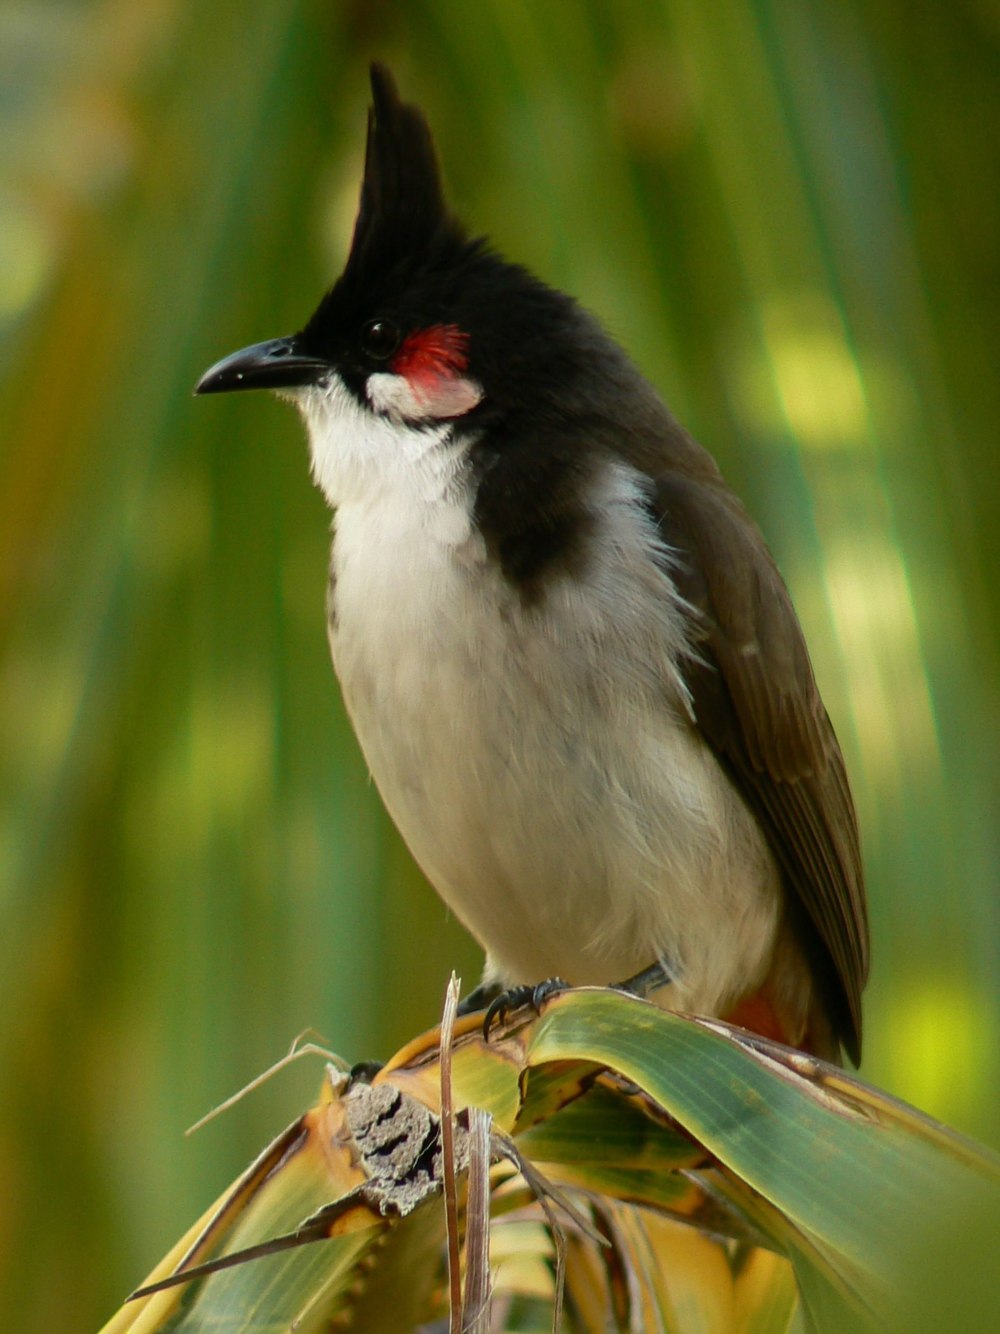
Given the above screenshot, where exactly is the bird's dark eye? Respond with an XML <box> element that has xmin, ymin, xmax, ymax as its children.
<box><xmin>360</xmin><ymin>318</ymin><xmax>401</xmax><ymax>361</ymax></box>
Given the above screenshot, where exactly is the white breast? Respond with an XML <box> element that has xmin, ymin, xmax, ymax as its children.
<box><xmin>301</xmin><ymin>378</ymin><xmax>782</xmax><ymax>1017</ymax></box>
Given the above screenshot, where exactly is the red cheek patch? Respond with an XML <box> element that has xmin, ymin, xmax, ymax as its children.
<box><xmin>391</xmin><ymin>324</ymin><xmax>470</xmax><ymax>387</ymax></box>
<box><xmin>383</xmin><ymin>323</ymin><xmax>481</xmax><ymax>419</ymax></box>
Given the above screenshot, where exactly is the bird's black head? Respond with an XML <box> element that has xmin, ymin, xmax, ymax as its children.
<box><xmin>297</xmin><ymin>62</ymin><xmax>484</xmax><ymax>416</ymax></box>
<box><xmin>197</xmin><ymin>65</ymin><xmax>668</xmax><ymax>590</ymax></box>
<box><xmin>197</xmin><ymin>64</ymin><xmax>623</xmax><ymax>432</ymax></box>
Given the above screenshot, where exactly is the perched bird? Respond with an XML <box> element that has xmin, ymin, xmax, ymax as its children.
<box><xmin>198</xmin><ymin>65</ymin><xmax>868</xmax><ymax>1064</ymax></box>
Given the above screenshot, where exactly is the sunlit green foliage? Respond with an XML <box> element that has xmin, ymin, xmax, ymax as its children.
<box><xmin>103</xmin><ymin>995</ymin><xmax>1000</xmax><ymax>1332</ymax></box>
<box><xmin>1</xmin><ymin>3</ymin><xmax>997</xmax><ymax>1329</ymax></box>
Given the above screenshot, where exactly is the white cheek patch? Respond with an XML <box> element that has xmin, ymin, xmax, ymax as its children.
<box><xmin>298</xmin><ymin>375</ymin><xmax>461</xmax><ymax>512</ymax></box>
<box><xmin>366</xmin><ymin>370</ymin><xmax>483</xmax><ymax>422</ymax></box>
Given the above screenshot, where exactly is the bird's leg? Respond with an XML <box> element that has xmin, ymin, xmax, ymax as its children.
<box><xmin>456</xmin><ymin>979</ymin><xmax>505</xmax><ymax>1017</ymax></box>
<box><xmin>612</xmin><ymin>959</ymin><xmax>672</xmax><ymax>999</ymax></box>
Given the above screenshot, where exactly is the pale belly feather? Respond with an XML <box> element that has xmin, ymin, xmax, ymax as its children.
<box><xmin>327</xmin><ymin>464</ymin><xmax>782</xmax><ymax>1017</ymax></box>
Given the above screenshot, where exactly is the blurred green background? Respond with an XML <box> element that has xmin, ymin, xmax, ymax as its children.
<box><xmin>1</xmin><ymin>0</ymin><xmax>997</xmax><ymax>1328</ymax></box>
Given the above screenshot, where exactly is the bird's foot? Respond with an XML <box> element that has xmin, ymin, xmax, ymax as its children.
<box><xmin>466</xmin><ymin>960</ymin><xmax>669</xmax><ymax>1041</ymax></box>
<box><xmin>482</xmin><ymin>976</ymin><xmax>570</xmax><ymax>1039</ymax></box>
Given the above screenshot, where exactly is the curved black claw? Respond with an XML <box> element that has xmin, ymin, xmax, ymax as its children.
<box><xmin>483</xmin><ymin>976</ymin><xmax>570</xmax><ymax>1039</ymax></box>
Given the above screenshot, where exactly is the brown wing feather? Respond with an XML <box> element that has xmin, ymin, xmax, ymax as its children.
<box><xmin>653</xmin><ymin>470</ymin><xmax>869</xmax><ymax>1063</ymax></box>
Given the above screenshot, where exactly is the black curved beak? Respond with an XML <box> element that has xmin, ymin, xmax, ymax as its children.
<box><xmin>195</xmin><ymin>336</ymin><xmax>331</xmax><ymax>395</ymax></box>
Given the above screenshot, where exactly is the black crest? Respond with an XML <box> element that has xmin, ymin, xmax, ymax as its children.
<box><xmin>342</xmin><ymin>65</ymin><xmax>462</xmax><ymax>285</ymax></box>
